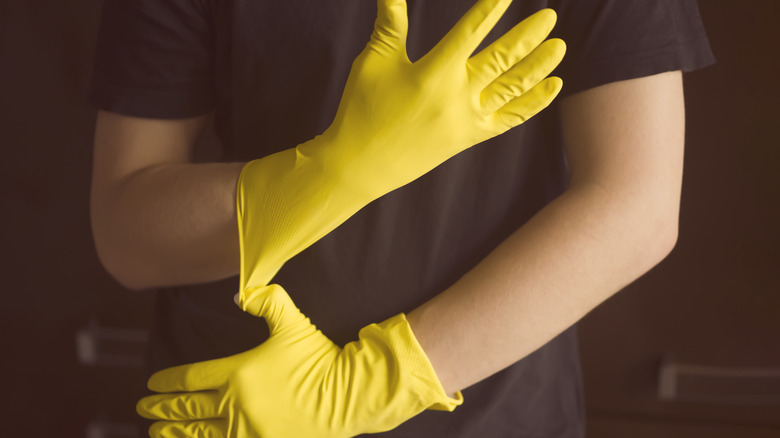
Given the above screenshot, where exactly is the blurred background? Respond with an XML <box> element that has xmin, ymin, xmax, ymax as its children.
<box><xmin>0</xmin><ymin>1</ymin><xmax>778</xmax><ymax>437</ymax></box>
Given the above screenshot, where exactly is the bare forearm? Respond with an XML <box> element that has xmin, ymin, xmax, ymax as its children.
<box><xmin>91</xmin><ymin>162</ymin><xmax>245</xmax><ymax>290</ymax></box>
<box><xmin>407</xmin><ymin>183</ymin><xmax>678</xmax><ymax>395</ymax></box>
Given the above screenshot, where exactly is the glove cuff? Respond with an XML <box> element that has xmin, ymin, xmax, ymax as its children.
<box><xmin>236</xmin><ymin>142</ymin><xmax>370</xmax><ymax>290</ymax></box>
<box><xmin>373</xmin><ymin>313</ymin><xmax>464</xmax><ymax>412</ymax></box>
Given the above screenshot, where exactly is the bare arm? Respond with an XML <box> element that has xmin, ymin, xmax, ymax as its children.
<box><xmin>89</xmin><ymin>110</ymin><xmax>245</xmax><ymax>290</ymax></box>
<box><xmin>407</xmin><ymin>70</ymin><xmax>685</xmax><ymax>395</ymax></box>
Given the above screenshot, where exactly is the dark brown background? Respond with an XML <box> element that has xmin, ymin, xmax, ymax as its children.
<box><xmin>0</xmin><ymin>1</ymin><xmax>777</xmax><ymax>437</ymax></box>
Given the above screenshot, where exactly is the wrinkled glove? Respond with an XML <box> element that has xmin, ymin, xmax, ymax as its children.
<box><xmin>137</xmin><ymin>284</ymin><xmax>462</xmax><ymax>437</ymax></box>
<box><xmin>137</xmin><ymin>0</ymin><xmax>566</xmax><ymax>436</ymax></box>
<box><xmin>237</xmin><ymin>0</ymin><xmax>566</xmax><ymax>289</ymax></box>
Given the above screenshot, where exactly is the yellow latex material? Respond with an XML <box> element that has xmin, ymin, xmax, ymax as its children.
<box><xmin>137</xmin><ymin>0</ymin><xmax>566</xmax><ymax>436</ymax></box>
<box><xmin>237</xmin><ymin>0</ymin><xmax>566</xmax><ymax>290</ymax></box>
<box><xmin>137</xmin><ymin>284</ymin><xmax>463</xmax><ymax>437</ymax></box>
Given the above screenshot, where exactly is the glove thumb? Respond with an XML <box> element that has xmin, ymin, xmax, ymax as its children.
<box><xmin>241</xmin><ymin>284</ymin><xmax>307</xmax><ymax>336</ymax></box>
<box><xmin>370</xmin><ymin>0</ymin><xmax>409</xmax><ymax>54</ymax></box>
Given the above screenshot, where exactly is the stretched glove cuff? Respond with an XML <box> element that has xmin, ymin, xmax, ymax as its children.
<box><xmin>237</xmin><ymin>142</ymin><xmax>371</xmax><ymax>290</ymax></box>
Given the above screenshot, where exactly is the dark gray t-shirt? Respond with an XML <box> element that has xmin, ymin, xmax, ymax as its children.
<box><xmin>88</xmin><ymin>0</ymin><xmax>715</xmax><ymax>436</ymax></box>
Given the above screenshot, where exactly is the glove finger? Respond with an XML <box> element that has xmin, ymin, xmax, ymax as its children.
<box><xmin>137</xmin><ymin>391</ymin><xmax>222</xmax><ymax>421</ymax></box>
<box><xmin>428</xmin><ymin>0</ymin><xmax>513</xmax><ymax>62</ymax></box>
<box><xmin>467</xmin><ymin>8</ymin><xmax>558</xmax><ymax>87</ymax></box>
<box><xmin>242</xmin><ymin>283</ymin><xmax>308</xmax><ymax>336</ymax></box>
<box><xmin>148</xmin><ymin>419</ymin><xmax>226</xmax><ymax>438</ymax></box>
<box><xmin>147</xmin><ymin>356</ymin><xmax>236</xmax><ymax>393</ymax></box>
<box><xmin>481</xmin><ymin>38</ymin><xmax>566</xmax><ymax>113</ymax></box>
<box><xmin>492</xmin><ymin>76</ymin><xmax>563</xmax><ymax>131</ymax></box>
<box><xmin>369</xmin><ymin>0</ymin><xmax>409</xmax><ymax>55</ymax></box>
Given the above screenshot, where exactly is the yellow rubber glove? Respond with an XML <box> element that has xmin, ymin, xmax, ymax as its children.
<box><xmin>138</xmin><ymin>1</ymin><xmax>566</xmax><ymax>436</ymax></box>
<box><xmin>237</xmin><ymin>0</ymin><xmax>566</xmax><ymax>289</ymax></box>
<box><xmin>136</xmin><ymin>283</ymin><xmax>463</xmax><ymax>437</ymax></box>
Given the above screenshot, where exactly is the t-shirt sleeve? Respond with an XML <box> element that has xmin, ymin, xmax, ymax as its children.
<box><xmin>87</xmin><ymin>0</ymin><xmax>216</xmax><ymax>119</ymax></box>
<box><xmin>550</xmin><ymin>0</ymin><xmax>716</xmax><ymax>99</ymax></box>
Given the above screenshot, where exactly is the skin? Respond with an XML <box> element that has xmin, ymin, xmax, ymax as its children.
<box><xmin>90</xmin><ymin>70</ymin><xmax>684</xmax><ymax>398</ymax></box>
<box><xmin>90</xmin><ymin>112</ymin><xmax>241</xmax><ymax>290</ymax></box>
<box><xmin>408</xmin><ymin>70</ymin><xmax>685</xmax><ymax>394</ymax></box>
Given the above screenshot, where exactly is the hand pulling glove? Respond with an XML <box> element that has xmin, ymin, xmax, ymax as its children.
<box><xmin>137</xmin><ymin>0</ymin><xmax>566</xmax><ymax>436</ymax></box>
<box><xmin>137</xmin><ymin>283</ymin><xmax>461</xmax><ymax>437</ymax></box>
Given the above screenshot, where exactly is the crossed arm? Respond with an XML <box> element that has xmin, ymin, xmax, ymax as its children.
<box><xmin>91</xmin><ymin>68</ymin><xmax>684</xmax><ymax>408</ymax></box>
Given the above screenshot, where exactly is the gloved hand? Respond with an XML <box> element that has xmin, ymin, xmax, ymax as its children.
<box><xmin>136</xmin><ymin>283</ymin><xmax>463</xmax><ymax>437</ymax></box>
<box><xmin>237</xmin><ymin>0</ymin><xmax>566</xmax><ymax>289</ymax></box>
<box><xmin>138</xmin><ymin>1</ymin><xmax>566</xmax><ymax>436</ymax></box>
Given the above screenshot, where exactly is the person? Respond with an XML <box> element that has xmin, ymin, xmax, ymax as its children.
<box><xmin>88</xmin><ymin>0</ymin><xmax>715</xmax><ymax>436</ymax></box>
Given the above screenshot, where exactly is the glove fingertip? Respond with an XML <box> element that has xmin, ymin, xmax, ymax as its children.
<box><xmin>148</xmin><ymin>421</ymin><xmax>165</xmax><ymax>438</ymax></box>
<box><xmin>136</xmin><ymin>398</ymin><xmax>152</xmax><ymax>419</ymax></box>
<box><xmin>240</xmin><ymin>286</ymin><xmax>268</xmax><ymax>317</ymax></box>
<box><xmin>541</xmin><ymin>7</ymin><xmax>557</xmax><ymax>24</ymax></box>
<box><xmin>147</xmin><ymin>371</ymin><xmax>171</xmax><ymax>393</ymax></box>
<box><xmin>547</xmin><ymin>76</ymin><xmax>564</xmax><ymax>95</ymax></box>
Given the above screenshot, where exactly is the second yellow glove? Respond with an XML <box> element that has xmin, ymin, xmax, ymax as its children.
<box><xmin>137</xmin><ymin>283</ymin><xmax>462</xmax><ymax>437</ymax></box>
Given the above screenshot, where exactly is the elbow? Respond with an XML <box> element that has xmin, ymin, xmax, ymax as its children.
<box><xmin>656</xmin><ymin>221</ymin><xmax>679</xmax><ymax>262</ymax></box>
<box><xmin>92</xmin><ymin>230</ymin><xmax>152</xmax><ymax>292</ymax></box>
<box><xmin>93</xmin><ymin>241</ymin><xmax>152</xmax><ymax>292</ymax></box>
<box><xmin>643</xmin><ymin>209</ymin><xmax>680</xmax><ymax>268</ymax></box>
<box><xmin>90</xmin><ymin>196</ymin><xmax>153</xmax><ymax>292</ymax></box>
